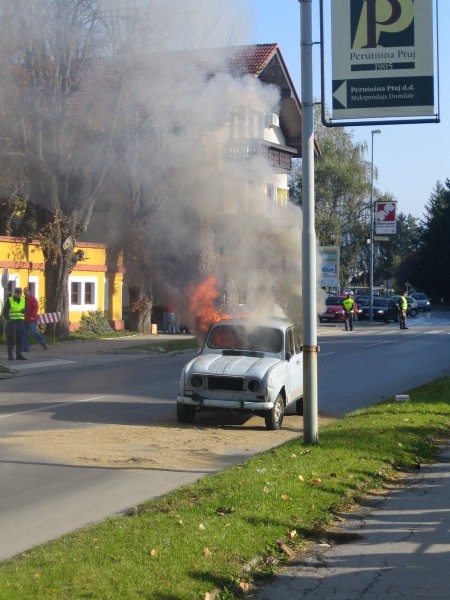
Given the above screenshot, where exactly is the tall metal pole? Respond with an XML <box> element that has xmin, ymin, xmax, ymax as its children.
<box><xmin>300</xmin><ymin>0</ymin><xmax>318</xmax><ymax>445</ymax></box>
<box><xmin>369</xmin><ymin>129</ymin><xmax>381</xmax><ymax>323</ymax></box>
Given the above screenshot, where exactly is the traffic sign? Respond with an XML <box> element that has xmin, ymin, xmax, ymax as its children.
<box><xmin>326</xmin><ymin>0</ymin><xmax>437</xmax><ymax>124</ymax></box>
<box><xmin>1</xmin><ymin>268</ymin><xmax>8</xmax><ymax>289</ymax></box>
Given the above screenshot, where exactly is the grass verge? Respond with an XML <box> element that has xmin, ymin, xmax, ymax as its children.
<box><xmin>116</xmin><ymin>337</ymin><xmax>200</xmax><ymax>354</ymax></box>
<box><xmin>1</xmin><ymin>377</ymin><xmax>449</xmax><ymax>599</ymax></box>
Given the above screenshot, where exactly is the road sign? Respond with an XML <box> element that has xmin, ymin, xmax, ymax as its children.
<box><xmin>319</xmin><ymin>246</ymin><xmax>339</xmax><ymax>288</ymax></box>
<box><xmin>376</xmin><ymin>201</ymin><xmax>397</xmax><ymax>234</ymax></box>
<box><xmin>374</xmin><ymin>236</ymin><xmax>390</xmax><ymax>241</ymax></box>
<box><xmin>327</xmin><ymin>0</ymin><xmax>437</xmax><ymax>123</ymax></box>
<box><xmin>1</xmin><ymin>268</ymin><xmax>8</xmax><ymax>289</ymax></box>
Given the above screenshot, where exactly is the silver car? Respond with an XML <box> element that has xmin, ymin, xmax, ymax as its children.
<box><xmin>410</xmin><ymin>292</ymin><xmax>431</xmax><ymax>312</ymax></box>
<box><xmin>177</xmin><ymin>317</ymin><xmax>304</xmax><ymax>430</ymax></box>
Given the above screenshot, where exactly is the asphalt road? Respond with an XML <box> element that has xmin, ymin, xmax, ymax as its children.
<box><xmin>1</xmin><ymin>309</ymin><xmax>449</xmax><ymax>561</ymax></box>
<box><xmin>317</xmin><ymin>309</ymin><xmax>450</xmax><ymax>415</ymax></box>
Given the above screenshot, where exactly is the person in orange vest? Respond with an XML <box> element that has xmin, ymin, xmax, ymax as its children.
<box><xmin>23</xmin><ymin>287</ymin><xmax>47</xmax><ymax>351</ymax></box>
<box><xmin>2</xmin><ymin>287</ymin><xmax>27</xmax><ymax>360</ymax></box>
<box><xmin>342</xmin><ymin>293</ymin><xmax>356</xmax><ymax>332</ymax></box>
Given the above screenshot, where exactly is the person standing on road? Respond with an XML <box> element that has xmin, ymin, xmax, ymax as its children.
<box><xmin>163</xmin><ymin>302</ymin><xmax>176</xmax><ymax>334</ymax></box>
<box><xmin>23</xmin><ymin>287</ymin><xmax>47</xmax><ymax>351</ymax></box>
<box><xmin>342</xmin><ymin>293</ymin><xmax>355</xmax><ymax>332</ymax></box>
<box><xmin>1</xmin><ymin>287</ymin><xmax>27</xmax><ymax>360</ymax></box>
<box><xmin>398</xmin><ymin>290</ymin><xmax>409</xmax><ymax>330</ymax></box>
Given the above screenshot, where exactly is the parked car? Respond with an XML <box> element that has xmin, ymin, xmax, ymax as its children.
<box><xmin>355</xmin><ymin>295</ymin><xmax>370</xmax><ymax>306</ymax></box>
<box><xmin>176</xmin><ymin>317</ymin><xmax>303</xmax><ymax>430</ymax></box>
<box><xmin>318</xmin><ymin>295</ymin><xmax>346</xmax><ymax>323</ymax></box>
<box><xmin>389</xmin><ymin>295</ymin><xmax>419</xmax><ymax>318</ymax></box>
<box><xmin>358</xmin><ymin>297</ymin><xmax>399</xmax><ymax>323</ymax></box>
<box><xmin>410</xmin><ymin>292</ymin><xmax>431</xmax><ymax>312</ymax></box>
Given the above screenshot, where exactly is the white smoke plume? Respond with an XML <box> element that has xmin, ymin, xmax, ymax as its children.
<box><xmin>0</xmin><ymin>0</ymin><xmax>304</xmax><ymax>332</ymax></box>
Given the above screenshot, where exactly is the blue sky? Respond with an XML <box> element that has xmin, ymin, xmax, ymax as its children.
<box><xmin>244</xmin><ymin>0</ymin><xmax>448</xmax><ymax>220</ymax></box>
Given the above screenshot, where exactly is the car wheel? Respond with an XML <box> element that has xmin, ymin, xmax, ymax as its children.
<box><xmin>176</xmin><ymin>403</ymin><xmax>196</xmax><ymax>424</ymax></box>
<box><xmin>265</xmin><ymin>394</ymin><xmax>284</xmax><ymax>430</ymax></box>
<box><xmin>409</xmin><ymin>308</ymin><xmax>418</xmax><ymax>318</ymax></box>
<box><xmin>295</xmin><ymin>398</ymin><xmax>304</xmax><ymax>416</ymax></box>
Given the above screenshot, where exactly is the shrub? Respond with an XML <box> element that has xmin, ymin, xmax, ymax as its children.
<box><xmin>77</xmin><ymin>310</ymin><xmax>113</xmax><ymax>336</ymax></box>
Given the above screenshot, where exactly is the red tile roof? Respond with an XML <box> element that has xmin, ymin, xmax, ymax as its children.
<box><xmin>221</xmin><ymin>43</ymin><xmax>279</xmax><ymax>77</ymax></box>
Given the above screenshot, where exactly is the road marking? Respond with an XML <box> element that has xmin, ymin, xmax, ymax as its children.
<box><xmin>9</xmin><ymin>359</ymin><xmax>75</xmax><ymax>370</ymax></box>
<box><xmin>362</xmin><ymin>341</ymin><xmax>391</xmax><ymax>348</ymax></box>
<box><xmin>319</xmin><ymin>352</ymin><xmax>335</xmax><ymax>357</ymax></box>
<box><xmin>0</xmin><ymin>396</ymin><xmax>104</xmax><ymax>420</ymax></box>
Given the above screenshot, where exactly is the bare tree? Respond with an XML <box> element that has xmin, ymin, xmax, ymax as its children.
<box><xmin>0</xmin><ymin>0</ymin><xmax>123</xmax><ymax>334</ymax></box>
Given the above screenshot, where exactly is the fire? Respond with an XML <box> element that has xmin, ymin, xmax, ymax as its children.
<box><xmin>189</xmin><ymin>275</ymin><xmax>222</xmax><ymax>335</ymax></box>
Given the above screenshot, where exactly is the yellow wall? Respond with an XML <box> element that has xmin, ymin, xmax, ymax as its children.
<box><xmin>0</xmin><ymin>236</ymin><xmax>124</xmax><ymax>331</ymax></box>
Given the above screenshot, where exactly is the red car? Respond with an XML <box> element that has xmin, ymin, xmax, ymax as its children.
<box><xmin>318</xmin><ymin>295</ymin><xmax>348</xmax><ymax>323</ymax></box>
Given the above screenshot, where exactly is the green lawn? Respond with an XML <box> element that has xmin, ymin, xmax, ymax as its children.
<box><xmin>0</xmin><ymin>377</ymin><xmax>449</xmax><ymax>599</ymax></box>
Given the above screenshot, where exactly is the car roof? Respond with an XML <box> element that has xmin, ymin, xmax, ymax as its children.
<box><xmin>211</xmin><ymin>317</ymin><xmax>293</xmax><ymax>332</ymax></box>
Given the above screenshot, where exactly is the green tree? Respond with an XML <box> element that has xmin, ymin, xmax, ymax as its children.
<box><xmin>378</xmin><ymin>210</ymin><xmax>419</xmax><ymax>292</ymax></box>
<box><xmin>289</xmin><ymin>118</ymin><xmax>372</xmax><ymax>289</ymax></box>
<box><xmin>413</xmin><ymin>179</ymin><xmax>450</xmax><ymax>302</ymax></box>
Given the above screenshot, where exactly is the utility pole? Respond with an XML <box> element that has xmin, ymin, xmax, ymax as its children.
<box><xmin>369</xmin><ymin>129</ymin><xmax>382</xmax><ymax>322</ymax></box>
<box><xmin>300</xmin><ymin>0</ymin><xmax>318</xmax><ymax>445</ymax></box>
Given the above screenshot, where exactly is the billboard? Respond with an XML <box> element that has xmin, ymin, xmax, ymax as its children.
<box><xmin>327</xmin><ymin>0</ymin><xmax>437</xmax><ymax>123</ymax></box>
<box><xmin>375</xmin><ymin>201</ymin><xmax>397</xmax><ymax>234</ymax></box>
<box><xmin>319</xmin><ymin>246</ymin><xmax>340</xmax><ymax>288</ymax></box>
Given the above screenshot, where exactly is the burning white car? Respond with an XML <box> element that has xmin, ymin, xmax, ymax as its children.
<box><xmin>177</xmin><ymin>317</ymin><xmax>303</xmax><ymax>430</ymax></box>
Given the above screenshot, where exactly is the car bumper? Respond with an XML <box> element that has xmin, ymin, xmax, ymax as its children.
<box><xmin>177</xmin><ymin>395</ymin><xmax>274</xmax><ymax>411</ymax></box>
<box><xmin>318</xmin><ymin>315</ymin><xmax>344</xmax><ymax>321</ymax></box>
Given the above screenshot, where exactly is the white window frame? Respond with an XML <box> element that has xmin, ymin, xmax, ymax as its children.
<box><xmin>27</xmin><ymin>276</ymin><xmax>40</xmax><ymax>302</ymax></box>
<box><xmin>69</xmin><ymin>276</ymin><xmax>98</xmax><ymax>311</ymax></box>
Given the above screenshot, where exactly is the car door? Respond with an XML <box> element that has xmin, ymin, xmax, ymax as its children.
<box><xmin>388</xmin><ymin>300</ymin><xmax>398</xmax><ymax>321</ymax></box>
<box><xmin>285</xmin><ymin>327</ymin><xmax>303</xmax><ymax>404</ymax></box>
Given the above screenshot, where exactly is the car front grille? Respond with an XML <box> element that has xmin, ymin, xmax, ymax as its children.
<box><xmin>207</xmin><ymin>376</ymin><xmax>245</xmax><ymax>391</ymax></box>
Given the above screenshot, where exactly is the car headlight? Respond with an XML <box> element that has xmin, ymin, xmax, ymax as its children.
<box><xmin>247</xmin><ymin>379</ymin><xmax>262</xmax><ymax>393</ymax></box>
<box><xmin>190</xmin><ymin>375</ymin><xmax>203</xmax><ymax>389</ymax></box>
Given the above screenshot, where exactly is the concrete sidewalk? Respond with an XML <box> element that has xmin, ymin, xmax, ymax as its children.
<box><xmin>254</xmin><ymin>445</ymin><xmax>450</xmax><ymax>599</ymax></box>
<box><xmin>0</xmin><ymin>332</ymin><xmax>196</xmax><ymax>377</ymax></box>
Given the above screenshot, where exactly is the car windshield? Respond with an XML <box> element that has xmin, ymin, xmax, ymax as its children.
<box><xmin>325</xmin><ymin>297</ymin><xmax>343</xmax><ymax>306</ymax></box>
<box><xmin>373</xmin><ymin>298</ymin><xmax>389</xmax><ymax>307</ymax></box>
<box><xmin>413</xmin><ymin>293</ymin><xmax>427</xmax><ymax>300</ymax></box>
<box><xmin>207</xmin><ymin>325</ymin><xmax>283</xmax><ymax>354</ymax></box>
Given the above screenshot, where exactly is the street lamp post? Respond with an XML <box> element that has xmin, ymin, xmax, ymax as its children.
<box><xmin>369</xmin><ymin>129</ymin><xmax>382</xmax><ymax>323</ymax></box>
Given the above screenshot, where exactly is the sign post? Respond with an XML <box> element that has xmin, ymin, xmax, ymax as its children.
<box><xmin>1</xmin><ymin>268</ymin><xmax>8</xmax><ymax>342</ymax></box>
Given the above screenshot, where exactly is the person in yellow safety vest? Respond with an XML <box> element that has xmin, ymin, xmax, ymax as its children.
<box><xmin>398</xmin><ymin>290</ymin><xmax>409</xmax><ymax>330</ymax></box>
<box><xmin>342</xmin><ymin>293</ymin><xmax>356</xmax><ymax>332</ymax></box>
<box><xmin>1</xmin><ymin>287</ymin><xmax>27</xmax><ymax>360</ymax></box>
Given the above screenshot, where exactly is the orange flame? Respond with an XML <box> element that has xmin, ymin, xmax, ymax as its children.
<box><xmin>189</xmin><ymin>275</ymin><xmax>222</xmax><ymax>335</ymax></box>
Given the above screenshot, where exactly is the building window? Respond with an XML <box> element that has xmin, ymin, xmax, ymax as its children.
<box><xmin>84</xmin><ymin>282</ymin><xmax>95</xmax><ymax>304</ymax></box>
<box><xmin>69</xmin><ymin>277</ymin><xmax>98</xmax><ymax>310</ymax></box>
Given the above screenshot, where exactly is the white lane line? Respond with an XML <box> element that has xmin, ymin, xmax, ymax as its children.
<box><xmin>0</xmin><ymin>396</ymin><xmax>104</xmax><ymax>420</ymax></box>
<box><xmin>319</xmin><ymin>352</ymin><xmax>335</xmax><ymax>357</ymax></box>
<box><xmin>8</xmin><ymin>359</ymin><xmax>75</xmax><ymax>370</ymax></box>
<box><xmin>362</xmin><ymin>341</ymin><xmax>391</xmax><ymax>348</ymax></box>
